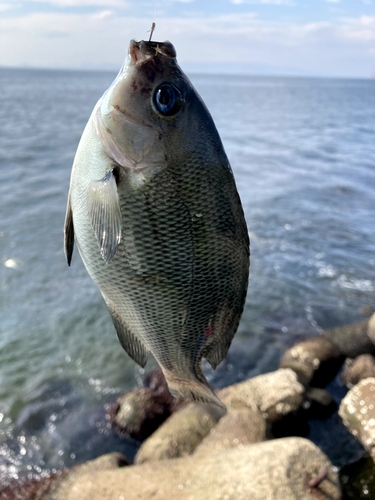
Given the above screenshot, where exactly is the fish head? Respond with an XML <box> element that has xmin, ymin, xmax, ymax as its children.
<box><xmin>94</xmin><ymin>39</ymin><xmax>224</xmax><ymax>175</ymax></box>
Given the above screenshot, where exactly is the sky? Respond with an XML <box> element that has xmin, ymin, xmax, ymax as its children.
<box><xmin>0</xmin><ymin>0</ymin><xmax>374</xmax><ymax>77</ymax></box>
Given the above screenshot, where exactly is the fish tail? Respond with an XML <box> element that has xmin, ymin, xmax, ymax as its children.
<box><xmin>162</xmin><ymin>368</ymin><xmax>225</xmax><ymax>409</ymax></box>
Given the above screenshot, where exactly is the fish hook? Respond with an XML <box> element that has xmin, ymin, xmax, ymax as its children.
<box><xmin>148</xmin><ymin>22</ymin><xmax>156</xmax><ymax>42</ymax></box>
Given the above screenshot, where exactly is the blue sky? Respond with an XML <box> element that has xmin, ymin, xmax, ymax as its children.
<box><xmin>1</xmin><ymin>0</ymin><xmax>374</xmax><ymax>77</ymax></box>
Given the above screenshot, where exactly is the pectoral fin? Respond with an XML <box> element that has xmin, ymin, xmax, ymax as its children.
<box><xmin>64</xmin><ymin>196</ymin><xmax>74</xmax><ymax>266</ymax></box>
<box><xmin>87</xmin><ymin>170</ymin><xmax>122</xmax><ymax>262</ymax></box>
<box><xmin>107</xmin><ymin>304</ymin><xmax>148</xmax><ymax>367</ymax></box>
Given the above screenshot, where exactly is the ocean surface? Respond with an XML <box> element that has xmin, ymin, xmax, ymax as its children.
<box><xmin>0</xmin><ymin>67</ymin><xmax>374</xmax><ymax>486</ymax></box>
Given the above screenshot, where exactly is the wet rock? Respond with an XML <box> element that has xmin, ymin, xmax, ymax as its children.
<box><xmin>323</xmin><ymin>314</ymin><xmax>375</xmax><ymax>358</ymax></box>
<box><xmin>52</xmin><ymin>438</ymin><xmax>341</xmax><ymax>500</ymax></box>
<box><xmin>365</xmin><ymin>313</ymin><xmax>375</xmax><ymax>348</ymax></box>
<box><xmin>45</xmin><ymin>452</ymin><xmax>128</xmax><ymax>500</ymax></box>
<box><xmin>0</xmin><ymin>453</ymin><xmax>128</xmax><ymax>500</ymax></box>
<box><xmin>280</xmin><ymin>336</ymin><xmax>344</xmax><ymax>387</ymax></box>
<box><xmin>340</xmin><ymin>455</ymin><xmax>375</xmax><ymax>500</ymax></box>
<box><xmin>339</xmin><ymin>377</ymin><xmax>375</xmax><ymax>460</ymax></box>
<box><xmin>135</xmin><ymin>402</ymin><xmax>225</xmax><ymax>464</ymax></box>
<box><xmin>219</xmin><ymin>368</ymin><xmax>305</xmax><ymax>422</ymax></box>
<box><xmin>193</xmin><ymin>407</ymin><xmax>266</xmax><ymax>457</ymax></box>
<box><xmin>359</xmin><ymin>305</ymin><xmax>375</xmax><ymax>318</ymax></box>
<box><xmin>109</xmin><ymin>369</ymin><xmax>181</xmax><ymax>442</ymax></box>
<box><xmin>0</xmin><ymin>471</ymin><xmax>66</xmax><ymax>500</ymax></box>
<box><xmin>342</xmin><ymin>354</ymin><xmax>375</xmax><ymax>388</ymax></box>
<box><xmin>302</xmin><ymin>388</ymin><xmax>337</xmax><ymax>419</ymax></box>
<box><xmin>271</xmin><ymin>389</ymin><xmax>336</xmax><ymax>440</ymax></box>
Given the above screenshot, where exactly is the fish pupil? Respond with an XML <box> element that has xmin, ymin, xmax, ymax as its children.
<box><xmin>153</xmin><ymin>84</ymin><xmax>183</xmax><ymax>116</ymax></box>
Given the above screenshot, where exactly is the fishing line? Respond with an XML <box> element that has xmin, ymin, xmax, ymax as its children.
<box><xmin>148</xmin><ymin>0</ymin><xmax>156</xmax><ymax>41</ymax></box>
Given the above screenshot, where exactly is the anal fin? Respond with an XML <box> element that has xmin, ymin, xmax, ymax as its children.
<box><xmin>64</xmin><ymin>196</ymin><xmax>74</xmax><ymax>266</ymax></box>
<box><xmin>107</xmin><ymin>304</ymin><xmax>148</xmax><ymax>368</ymax></box>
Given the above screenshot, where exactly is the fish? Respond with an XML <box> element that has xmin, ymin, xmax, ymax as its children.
<box><xmin>64</xmin><ymin>39</ymin><xmax>250</xmax><ymax>408</ymax></box>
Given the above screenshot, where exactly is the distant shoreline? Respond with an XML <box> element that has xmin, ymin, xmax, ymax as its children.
<box><xmin>0</xmin><ymin>64</ymin><xmax>372</xmax><ymax>81</ymax></box>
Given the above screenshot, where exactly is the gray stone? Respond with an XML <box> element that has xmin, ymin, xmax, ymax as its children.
<box><xmin>339</xmin><ymin>377</ymin><xmax>375</xmax><ymax>460</ymax></box>
<box><xmin>366</xmin><ymin>313</ymin><xmax>375</xmax><ymax>349</ymax></box>
<box><xmin>135</xmin><ymin>402</ymin><xmax>225</xmax><ymax>464</ymax></box>
<box><xmin>0</xmin><ymin>453</ymin><xmax>128</xmax><ymax>500</ymax></box>
<box><xmin>324</xmin><ymin>315</ymin><xmax>375</xmax><ymax>358</ymax></box>
<box><xmin>219</xmin><ymin>368</ymin><xmax>305</xmax><ymax>422</ymax></box>
<box><xmin>193</xmin><ymin>407</ymin><xmax>266</xmax><ymax>457</ymax></box>
<box><xmin>109</xmin><ymin>369</ymin><xmax>181</xmax><ymax>441</ymax></box>
<box><xmin>55</xmin><ymin>438</ymin><xmax>341</xmax><ymax>500</ymax></box>
<box><xmin>342</xmin><ymin>354</ymin><xmax>375</xmax><ymax>388</ymax></box>
<box><xmin>44</xmin><ymin>453</ymin><xmax>128</xmax><ymax>500</ymax></box>
<box><xmin>302</xmin><ymin>387</ymin><xmax>337</xmax><ymax>419</ymax></box>
<box><xmin>280</xmin><ymin>336</ymin><xmax>343</xmax><ymax>387</ymax></box>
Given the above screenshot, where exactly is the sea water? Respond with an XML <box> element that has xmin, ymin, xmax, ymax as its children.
<box><xmin>0</xmin><ymin>68</ymin><xmax>374</xmax><ymax>484</ymax></box>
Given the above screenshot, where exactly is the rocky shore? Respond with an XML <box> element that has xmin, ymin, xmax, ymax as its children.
<box><xmin>2</xmin><ymin>312</ymin><xmax>375</xmax><ymax>500</ymax></box>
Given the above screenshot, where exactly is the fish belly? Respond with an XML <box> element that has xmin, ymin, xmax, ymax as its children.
<box><xmin>72</xmin><ymin>160</ymin><xmax>248</xmax><ymax>407</ymax></box>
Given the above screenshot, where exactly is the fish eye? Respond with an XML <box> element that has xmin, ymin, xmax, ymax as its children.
<box><xmin>153</xmin><ymin>84</ymin><xmax>183</xmax><ymax>117</ymax></box>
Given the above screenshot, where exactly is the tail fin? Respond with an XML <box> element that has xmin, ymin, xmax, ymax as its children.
<box><xmin>162</xmin><ymin>368</ymin><xmax>226</xmax><ymax>409</ymax></box>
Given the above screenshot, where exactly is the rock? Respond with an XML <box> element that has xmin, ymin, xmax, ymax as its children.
<box><xmin>135</xmin><ymin>402</ymin><xmax>225</xmax><ymax>464</ymax></box>
<box><xmin>271</xmin><ymin>388</ymin><xmax>336</xmax><ymax>440</ymax></box>
<box><xmin>359</xmin><ymin>305</ymin><xmax>375</xmax><ymax>318</ymax></box>
<box><xmin>193</xmin><ymin>407</ymin><xmax>266</xmax><ymax>457</ymax></box>
<box><xmin>46</xmin><ymin>453</ymin><xmax>128</xmax><ymax>500</ymax></box>
<box><xmin>0</xmin><ymin>471</ymin><xmax>66</xmax><ymax>500</ymax></box>
<box><xmin>340</xmin><ymin>455</ymin><xmax>375</xmax><ymax>500</ymax></box>
<box><xmin>219</xmin><ymin>368</ymin><xmax>305</xmax><ymax>422</ymax></box>
<box><xmin>339</xmin><ymin>377</ymin><xmax>375</xmax><ymax>460</ymax></box>
<box><xmin>366</xmin><ymin>313</ymin><xmax>375</xmax><ymax>348</ymax></box>
<box><xmin>280</xmin><ymin>336</ymin><xmax>344</xmax><ymax>387</ymax></box>
<box><xmin>341</xmin><ymin>354</ymin><xmax>375</xmax><ymax>388</ymax></box>
<box><xmin>109</xmin><ymin>369</ymin><xmax>182</xmax><ymax>441</ymax></box>
<box><xmin>0</xmin><ymin>453</ymin><xmax>128</xmax><ymax>500</ymax></box>
<box><xmin>302</xmin><ymin>388</ymin><xmax>337</xmax><ymax>419</ymax></box>
<box><xmin>323</xmin><ymin>315</ymin><xmax>375</xmax><ymax>358</ymax></box>
<box><xmin>51</xmin><ymin>438</ymin><xmax>341</xmax><ymax>500</ymax></box>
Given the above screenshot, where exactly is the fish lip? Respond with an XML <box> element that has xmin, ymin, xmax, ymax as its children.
<box><xmin>129</xmin><ymin>39</ymin><xmax>177</xmax><ymax>65</ymax></box>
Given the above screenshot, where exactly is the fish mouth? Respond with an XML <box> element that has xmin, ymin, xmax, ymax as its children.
<box><xmin>93</xmin><ymin>39</ymin><xmax>176</xmax><ymax>172</ymax></box>
<box><xmin>129</xmin><ymin>39</ymin><xmax>177</xmax><ymax>65</ymax></box>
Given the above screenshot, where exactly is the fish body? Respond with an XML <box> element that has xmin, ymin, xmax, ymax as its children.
<box><xmin>65</xmin><ymin>40</ymin><xmax>249</xmax><ymax>407</ymax></box>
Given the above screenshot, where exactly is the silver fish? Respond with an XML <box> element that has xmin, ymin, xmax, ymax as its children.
<box><xmin>64</xmin><ymin>39</ymin><xmax>249</xmax><ymax>407</ymax></box>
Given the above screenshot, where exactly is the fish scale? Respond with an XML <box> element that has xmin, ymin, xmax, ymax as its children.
<box><xmin>65</xmin><ymin>39</ymin><xmax>249</xmax><ymax>407</ymax></box>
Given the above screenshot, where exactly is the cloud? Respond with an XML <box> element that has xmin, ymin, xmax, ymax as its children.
<box><xmin>90</xmin><ymin>9</ymin><xmax>114</xmax><ymax>20</ymax></box>
<box><xmin>338</xmin><ymin>15</ymin><xmax>375</xmax><ymax>41</ymax></box>
<box><xmin>0</xmin><ymin>10</ymin><xmax>374</xmax><ymax>76</ymax></box>
<box><xmin>0</xmin><ymin>2</ymin><xmax>14</xmax><ymax>11</ymax></box>
<box><xmin>28</xmin><ymin>0</ymin><xmax>127</xmax><ymax>6</ymax></box>
<box><xmin>232</xmin><ymin>0</ymin><xmax>293</xmax><ymax>4</ymax></box>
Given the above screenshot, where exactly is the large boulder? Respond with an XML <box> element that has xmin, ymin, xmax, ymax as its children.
<box><xmin>51</xmin><ymin>438</ymin><xmax>341</xmax><ymax>500</ymax></box>
<box><xmin>339</xmin><ymin>377</ymin><xmax>375</xmax><ymax>460</ymax></box>
<box><xmin>280</xmin><ymin>337</ymin><xmax>344</xmax><ymax>387</ymax></box>
<box><xmin>218</xmin><ymin>368</ymin><xmax>305</xmax><ymax>421</ymax></box>
<box><xmin>324</xmin><ymin>314</ymin><xmax>375</xmax><ymax>358</ymax></box>
<box><xmin>193</xmin><ymin>406</ymin><xmax>266</xmax><ymax>457</ymax></box>
<box><xmin>135</xmin><ymin>402</ymin><xmax>225</xmax><ymax>464</ymax></box>
<box><xmin>341</xmin><ymin>354</ymin><xmax>375</xmax><ymax>388</ymax></box>
<box><xmin>109</xmin><ymin>369</ymin><xmax>181</xmax><ymax>441</ymax></box>
<box><xmin>0</xmin><ymin>453</ymin><xmax>128</xmax><ymax>500</ymax></box>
